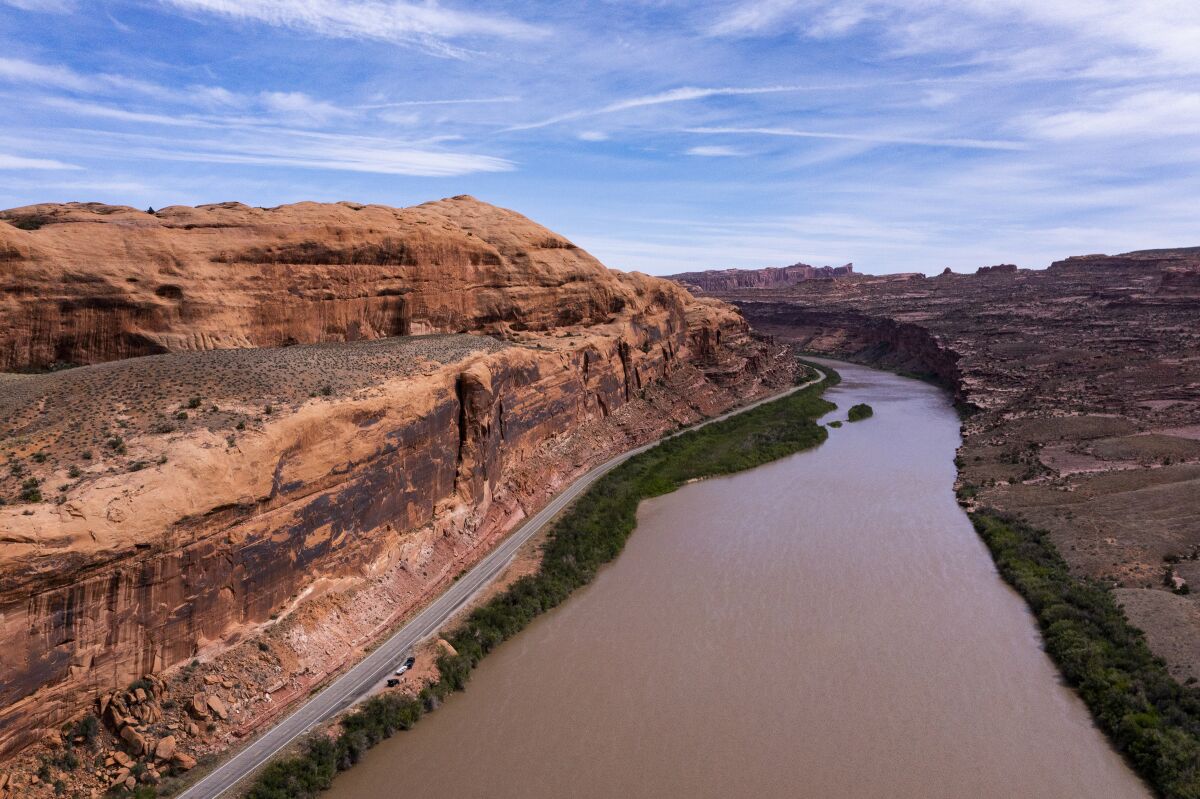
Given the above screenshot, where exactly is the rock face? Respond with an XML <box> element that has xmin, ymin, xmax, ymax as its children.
<box><xmin>696</xmin><ymin>251</ymin><xmax>1200</xmax><ymax>679</ymax></box>
<box><xmin>0</xmin><ymin>197</ymin><xmax>796</xmax><ymax>758</ymax></box>
<box><xmin>2</xmin><ymin>196</ymin><xmax>679</xmax><ymax>372</ymax></box>
<box><xmin>666</xmin><ymin>261</ymin><xmax>853</xmax><ymax>292</ymax></box>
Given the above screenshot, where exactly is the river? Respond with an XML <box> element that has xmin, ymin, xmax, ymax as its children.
<box><xmin>325</xmin><ymin>360</ymin><xmax>1148</xmax><ymax>799</ymax></box>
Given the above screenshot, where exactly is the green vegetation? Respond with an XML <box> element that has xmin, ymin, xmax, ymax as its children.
<box><xmin>972</xmin><ymin>511</ymin><xmax>1200</xmax><ymax>799</ymax></box>
<box><xmin>847</xmin><ymin>403</ymin><xmax>873</xmax><ymax>422</ymax></box>
<box><xmin>20</xmin><ymin>478</ymin><xmax>42</xmax><ymax>503</ymax></box>
<box><xmin>243</xmin><ymin>366</ymin><xmax>837</xmax><ymax>799</ymax></box>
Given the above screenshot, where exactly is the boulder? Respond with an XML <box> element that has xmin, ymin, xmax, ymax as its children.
<box><xmin>154</xmin><ymin>735</ymin><xmax>176</xmax><ymax>761</ymax></box>
<box><xmin>190</xmin><ymin>694</ymin><xmax>209</xmax><ymax>719</ymax></box>
<box><xmin>206</xmin><ymin>695</ymin><xmax>228</xmax><ymax>720</ymax></box>
<box><xmin>171</xmin><ymin>752</ymin><xmax>196</xmax><ymax>771</ymax></box>
<box><xmin>119</xmin><ymin>725</ymin><xmax>146</xmax><ymax>755</ymax></box>
<box><xmin>112</xmin><ymin>750</ymin><xmax>134</xmax><ymax>768</ymax></box>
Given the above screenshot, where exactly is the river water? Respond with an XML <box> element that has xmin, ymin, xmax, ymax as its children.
<box><xmin>325</xmin><ymin>360</ymin><xmax>1148</xmax><ymax>799</ymax></box>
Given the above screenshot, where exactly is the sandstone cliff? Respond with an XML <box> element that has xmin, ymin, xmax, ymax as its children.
<box><xmin>0</xmin><ymin>197</ymin><xmax>796</xmax><ymax>760</ymax></box>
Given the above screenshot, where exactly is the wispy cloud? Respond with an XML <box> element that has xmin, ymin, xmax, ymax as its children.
<box><xmin>686</xmin><ymin>125</ymin><xmax>1026</xmax><ymax>151</ymax></box>
<box><xmin>507</xmin><ymin>85</ymin><xmax>827</xmax><ymax>132</ymax></box>
<box><xmin>159</xmin><ymin>0</ymin><xmax>547</xmax><ymax>56</ymax></box>
<box><xmin>359</xmin><ymin>96</ymin><xmax>520</xmax><ymax>109</ymax></box>
<box><xmin>1</xmin><ymin>0</ymin><xmax>75</xmax><ymax>11</ymax></box>
<box><xmin>0</xmin><ymin>153</ymin><xmax>80</xmax><ymax>170</ymax></box>
<box><xmin>1026</xmin><ymin>89</ymin><xmax>1200</xmax><ymax>139</ymax></box>
<box><xmin>686</xmin><ymin>145</ymin><xmax>746</xmax><ymax>157</ymax></box>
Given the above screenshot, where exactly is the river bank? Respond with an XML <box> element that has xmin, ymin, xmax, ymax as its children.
<box><xmin>242</xmin><ymin>364</ymin><xmax>838</xmax><ymax>798</ymax></box>
<box><xmin>320</xmin><ymin>360</ymin><xmax>1148</xmax><ymax>799</ymax></box>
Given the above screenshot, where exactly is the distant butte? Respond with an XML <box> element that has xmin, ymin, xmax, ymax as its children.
<box><xmin>665</xmin><ymin>261</ymin><xmax>854</xmax><ymax>292</ymax></box>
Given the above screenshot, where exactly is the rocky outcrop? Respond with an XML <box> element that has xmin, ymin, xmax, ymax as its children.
<box><xmin>666</xmin><ymin>261</ymin><xmax>853</xmax><ymax>292</ymax></box>
<box><xmin>0</xmin><ymin>197</ymin><xmax>795</xmax><ymax>760</ymax></box>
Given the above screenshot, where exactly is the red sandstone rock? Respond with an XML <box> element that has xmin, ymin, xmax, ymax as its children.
<box><xmin>0</xmin><ymin>197</ymin><xmax>792</xmax><ymax>760</ymax></box>
<box><xmin>153</xmin><ymin>735</ymin><xmax>175</xmax><ymax>761</ymax></box>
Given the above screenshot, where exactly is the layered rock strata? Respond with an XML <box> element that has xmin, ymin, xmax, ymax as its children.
<box><xmin>0</xmin><ymin>197</ymin><xmax>795</xmax><ymax>760</ymax></box>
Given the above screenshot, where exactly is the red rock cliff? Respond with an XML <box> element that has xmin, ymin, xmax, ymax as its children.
<box><xmin>0</xmin><ymin>197</ymin><xmax>795</xmax><ymax>758</ymax></box>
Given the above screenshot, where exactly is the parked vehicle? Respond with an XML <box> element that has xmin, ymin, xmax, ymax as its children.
<box><xmin>394</xmin><ymin>656</ymin><xmax>416</xmax><ymax>676</ymax></box>
<box><xmin>386</xmin><ymin>678</ymin><xmax>400</xmax><ymax>688</ymax></box>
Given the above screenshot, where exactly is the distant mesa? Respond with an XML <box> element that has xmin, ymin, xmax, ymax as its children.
<box><xmin>975</xmin><ymin>264</ymin><xmax>1019</xmax><ymax>275</ymax></box>
<box><xmin>665</xmin><ymin>261</ymin><xmax>854</xmax><ymax>292</ymax></box>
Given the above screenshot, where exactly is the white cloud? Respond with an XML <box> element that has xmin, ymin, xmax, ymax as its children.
<box><xmin>577</xmin><ymin>131</ymin><xmax>608</xmax><ymax>141</ymax></box>
<box><xmin>707</xmin><ymin>1</ymin><xmax>1200</xmax><ymax>78</ymax></box>
<box><xmin>0</xmin><ymin>153</ymin><xmax>80</xmax><ymax>169</ymax></box>
<box><xmin>1026</xmin><ymin>90</ymin><xmax>1200</xmax><ymax>139</ymax></box>
<box><xmin>159</xmin><ymin>0</ymin><xmax>547</xmax><ymax>55</ymax></box>
<box><xmin>359</xmin><ymin>96</ymin><xmax>520</xmax><ymax>108</ymax></box>
<box><xmin>260</xmin><ymin>91</ymin><xmax>352</xmax><ymax>124</ymax></box>
<box><xmin>0</xmin><ymin>56</ymin><xmax>93</xmax><ymax>92</ymax></box>
<box><xmin>1</xmin><ymin>0</ymin><xmax>74</xmax><ymax>11</ymax></box>
<box><xmin>686</xmin><ymin>125</ymin><xmax>1025</xmax><ymax>151</ymax></box>
<box><xmin>686</xmin><ymin>145</ymin><xmax>745</xmax><ymax>157</ymax></box>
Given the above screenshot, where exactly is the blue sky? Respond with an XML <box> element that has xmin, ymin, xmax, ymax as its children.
<box><xmin>2</xmin><ymin>1</ymin><xmax>1198</xmax><ymax>275</ymax></box>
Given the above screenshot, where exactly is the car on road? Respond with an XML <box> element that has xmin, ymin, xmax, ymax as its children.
<box><xmin>394</xmin><ymin>656</ymin><xmax>416</xmax><ymax>676</ymax></box>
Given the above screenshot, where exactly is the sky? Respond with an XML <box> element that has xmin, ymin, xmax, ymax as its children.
<box><xmin>1</xmin><ymin>1</ymin><xmax>1198</xmax><ymax>275</ymax></box>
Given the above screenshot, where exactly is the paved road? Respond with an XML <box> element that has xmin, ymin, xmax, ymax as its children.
<box><xmin>177</xmin><ymin>366</ymin><xmax>825</xmax><ymax>799</ymax></box>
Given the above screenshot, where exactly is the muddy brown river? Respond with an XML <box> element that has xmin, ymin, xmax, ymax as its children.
<box><xmin>325</xmin><ymin>361</ymin><xmax>1148</xmax><ymax>798</ymax></box>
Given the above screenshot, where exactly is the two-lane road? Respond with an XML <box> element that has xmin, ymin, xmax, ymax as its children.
<box><xmin>178</xmin><ymin>366</ymin><xmax>824</xmax><ymax>799</ymax></box>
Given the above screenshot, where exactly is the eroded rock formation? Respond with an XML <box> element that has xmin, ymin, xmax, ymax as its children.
<box><xmin>0</xmin><ymin>197</ymin><xmax>796</xmax><ymax>761</ymax></box>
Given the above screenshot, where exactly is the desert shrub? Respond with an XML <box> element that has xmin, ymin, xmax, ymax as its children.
<box><xmin>20</xmin><ymin>478</ymin><xmax>42</xmax><ymax>503</ymax></box>
<box><xmin>847</xmin><ymin>403</ymin><xmax>873</xmax><ymax>422</ymax></box>
<box><xmin>187</xmin><ymin>396</ymin><xmax>202</xmax><ymax>409</ymax></box>
<box><xmin>972</xmin><ymin>511</ymin><xmax>1200</xmax><ymax>798</ymax></box>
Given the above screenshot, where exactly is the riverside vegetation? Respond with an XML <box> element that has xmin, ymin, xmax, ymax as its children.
<box><xmin>847</xmin><ymin>403</ymin><xmax>873</xmax><ymax>422</ymax></box>
<box><xmin>239</xmin><ymin>365</ymin><xmax>837</xmax><ymax>799</ymax></box>
<box><xmin>973</xmin><ymin>511</ymin><xmax>1200</xmax><ymax>799</ymax></box>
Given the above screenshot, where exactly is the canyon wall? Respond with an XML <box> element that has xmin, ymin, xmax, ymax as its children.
<box><xmin>0</xmin><ymin>198</ymin><xmax>795</xmax><ymax>758</ymax></box>
<box><xmin>692</xmin><ymin>252</ymin><xmax>1200</xmax><ymax>684</ymax></box>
